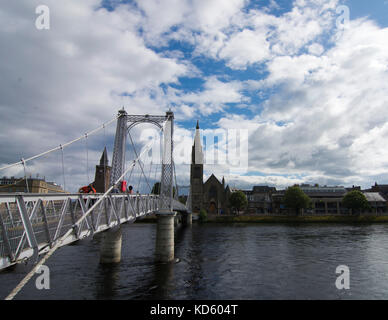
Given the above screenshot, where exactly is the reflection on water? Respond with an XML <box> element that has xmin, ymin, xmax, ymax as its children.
<box><xmin>2</xmin><ymin>223</ymin><xmax>388</xmax><ymax>299</ymax></box>
<box><xmin>96</xmin><ymin>263</ymin><xmax>120</xmax><ymax>299</ymax></box>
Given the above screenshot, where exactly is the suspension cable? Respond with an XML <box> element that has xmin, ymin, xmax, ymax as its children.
<box><xmin>147</xmin><ymin>160</ymin><xmax>153</xmax><ymax>193</ymax></box>
<box><xmin>0</xmin><ymin>116</ymin><xmax>117</xmax><ymax>172</ymax></box>
<box><xmin>85</xmin><ymin>133</ymin><xmax>90</xmax><ymax>184</ymax></box>
<box><xmin>60</xmin><ymin>145</ymin><xmax>66</xmax><ymax>192</ymax></box>
<box><xmin>5</xmin><ymin>119</ymin><xmax>168</xmax><ymax>301</ymax></box>
<box><xmin>173</xmin><ymin>161</ymin><xmax>179</xmax><ymax>199</ymax></box>
<box><xmin>21</xmin><ymin>158</ymin><xmax>29</xmax><ymax>193</ymax></box>
<box><xmin>128</xmin><ymin>131</ymin><xmax>152</xmax><ymax>193</ymax></box>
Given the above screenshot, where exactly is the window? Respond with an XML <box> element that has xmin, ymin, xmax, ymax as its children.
<box><xmin>209</xmin><ymin>186</ymin><xmax>217</xmax><ymax>200</ymax></box>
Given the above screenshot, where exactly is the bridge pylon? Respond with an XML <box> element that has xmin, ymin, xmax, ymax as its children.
<box><xmin>155</xmin><ymin>110</ymin><xmax>176</xmax><ymax>262</ymax></box>
<box><xmin>110</xmin><ymin>109</ymin><xmax>128</xmax><ymax>187</ymax></box>
<box><xmin>108</xmin><ymin>109</ymin><xmax>177</xmax><ymax>263</ymax></box>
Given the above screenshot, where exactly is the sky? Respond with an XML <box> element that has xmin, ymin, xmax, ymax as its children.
<box><xmin>1</xmin><ymin>0</ymin><xmax>388</xmax><ymax>192</ymax></box>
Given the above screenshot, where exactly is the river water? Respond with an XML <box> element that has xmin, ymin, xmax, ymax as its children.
<box><xmin>1</xmin><ymin>222</ymin><xmax>388</xmax><ymax>300</ymax></box>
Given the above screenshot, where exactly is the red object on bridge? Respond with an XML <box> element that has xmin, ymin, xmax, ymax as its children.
<box><xmin>120</xmin><ymin>180</ymin><xmax>127</xmax><ymax>192</ymax></box>
<box><xmin>79</xmin><ymin>184</ymin><xmax>96</xmax><ymax>194</ymax></box>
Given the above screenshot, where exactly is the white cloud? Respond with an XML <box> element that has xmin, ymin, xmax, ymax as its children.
<box><xmin>2</xmin><ymin>0</ymin><xmax>388</xmax><ymax>192</ymax></box>
<box><xmin>0</xmin><ymin>0</ymin><xmax>190</xmax><ymax>191</ymax></box>
<box><xmin>170</xmin><ymin>76</ymin><xmax>246</xmax><ymax>116</ymax></box>
<box><xmin>213</xmin><ymin>17</ymin><xmax>388</xmax><ymax>189</ymax></box>
<box><xmin>218</xmin><ymin>29</ymin><xmax>271</xmax><ymax>69</ymax></box>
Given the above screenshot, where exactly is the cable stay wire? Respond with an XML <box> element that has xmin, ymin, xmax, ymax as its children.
<box><xmin>0</xmin><ymin>116</ymin><xmax>118</xmax><ymax>172</ymax></box>
<box><xmin>173</xmin><ymin>161</ymin><xmax>179</xmax><ymax>200</ymax></box>
<box><xmin>5</xmin><ymin>119</ymin><xmax>168</xmax><ymax>301</ymax></box>
<box><xmin>85</xmin><ymin>133</ymin><xmax>90</xmax><ymax>184</ymax></box>
<box><xmin>60</xmin><ymin>145</ymin><xmax>66</xmax><ymax>192</ymax></box>
<box><xmin>21</xmin><ymin>158</ymin><xmax>29</xmax><ymax>193</ymax></box>
<box><xmin>103</xmin><ymin>124</ymin><xmax>107</xmax><ymax>191</ymax></box>
<box><xmin>128</xmin><ymin>131</ymin><xmax>153</xmax><ymax>194</ymax></box>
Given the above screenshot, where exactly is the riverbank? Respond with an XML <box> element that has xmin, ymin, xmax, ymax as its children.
<box><xmin>206</xmin><ymin>214</ymin><xmax>388</xmax><ymax>223</ymax></box>
<box><xmin>136</xmin><ymin>214</ymin><xmax>388</xmax><ymax>223</ymax></box>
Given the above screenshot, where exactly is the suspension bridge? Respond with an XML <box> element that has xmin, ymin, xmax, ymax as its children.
<box><xmin>0</xmin><ymin>109</ymin><xmax>192</xmax><ymax>300</ymax></box>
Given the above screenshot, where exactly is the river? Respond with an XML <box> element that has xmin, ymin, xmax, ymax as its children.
<box><xmin>1</xmin><ymin>222</ymin><xmax>388</xmax><ymax>299</ymax></box>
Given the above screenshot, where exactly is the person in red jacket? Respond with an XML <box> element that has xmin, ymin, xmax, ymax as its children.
<box><xmin>78</xmin><ymin>183</ymin><xmax>96</xmax><ymax>194</ymax></box>
<box><xmin>120</xmin><ymin>180</ymin><xmax>127</xmax><ymax>192</ymax></box>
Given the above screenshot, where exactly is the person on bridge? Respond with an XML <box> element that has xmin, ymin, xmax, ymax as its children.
<box><xmin>127</xmin><ymin>185</ymin><xmax>133</xmax><ymax>194</ymax></box>
<box><xmin>78</xmin><ymin>183</ymin><xmax>96</xmax><ymax>194</ymax></box>
<box><xmin>120</xmin><ymin>180</ymin><xmax>127</xmax><ymax>192</ymax></box>
<box><xmin>78</xmin><ymin>183</ymin><xmax>96</xmax><ymax>208</ymax></box>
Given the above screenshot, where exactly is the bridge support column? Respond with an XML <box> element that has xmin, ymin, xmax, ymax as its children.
<box><xmin>100</xmin><ymin>226</ymin><xmax>122</xmax><ymax>264</ymax></box>
<box><xmin>182</xmin><ymin>212</ymin><xmax>192</xmax><ymax>227</ymax></box>
<box><xmin>155</xmin><ymin>211</ymin><xmax>176</xmax><ymax>263</ymax></box>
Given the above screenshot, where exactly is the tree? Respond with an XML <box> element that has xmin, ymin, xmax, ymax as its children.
<box><xmin>283</xmin><ymin>186</ymin><xmax>311</xmax><ymax>216</ymax></box>
<box><xmin>198</xmin><ymin>209</ymin><xmax>207</xmax><ymax>222</ymax></box>
<box><xmin>178</xmin><ymin>195</ymin><xmax>187</xmax><ymax>205</ymax></box>
<box><xmin>229</xmin><ymin>191</ymin><xmax>248</xmax><ymax>215</ymax></box>
<box><xmin>342</xmin><ymin>190</ymin><xmax>370</xmax><ymax>215</ymax></box>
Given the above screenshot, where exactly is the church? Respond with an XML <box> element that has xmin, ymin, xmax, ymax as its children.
<box><xmin>190</xmin><ymin>121</ymin><xmax>231</xmax><ymax>215</ymax></box>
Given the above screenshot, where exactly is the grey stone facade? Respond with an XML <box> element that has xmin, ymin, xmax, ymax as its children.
<box><xmin>190</xmin><ymin>121</ymin><xmax>230</xmax><ymax>214</ymax></box>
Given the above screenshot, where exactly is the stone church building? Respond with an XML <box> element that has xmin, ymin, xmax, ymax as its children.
<box><xmin>190</xmin><ymin>121</ymin><xmax>231</xmax><ymax>214</ymax></box>
<box><xmin>93</xmin><ymin>147</ymin><xmax>111</xmax><ymax>193</ymax></box>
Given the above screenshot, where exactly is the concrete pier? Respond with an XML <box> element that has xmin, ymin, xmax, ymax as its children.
<box><xmin>100</xmin><ymin>226</ymin><xmax>122</xmax><ymax>264</ymax></box>
<box><xmin>155</xmin><ymin>211</ymin><xmax>176</xmax><ymax>263</ymax></box>
<box><xmin>182</xmin><ymin>212</ymin><xmax>192</xmax><ymax>227</ymax></box>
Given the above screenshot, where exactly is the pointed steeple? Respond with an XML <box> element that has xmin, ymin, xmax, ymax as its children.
<box><xmin>192</xmin><ymin>120</ymin><xmax>203</xmax><ymax>164</ymax></box>
<box><xmin>99</xmin><ymin>147</ymin><xmax>109</xmax><ymax>166</ymax></box>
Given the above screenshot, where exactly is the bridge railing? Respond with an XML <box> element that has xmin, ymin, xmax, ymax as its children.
<box><xmin>0</xmin><ymin>193</ymin><xmax>159</xmax><ymax>270</ymax></box>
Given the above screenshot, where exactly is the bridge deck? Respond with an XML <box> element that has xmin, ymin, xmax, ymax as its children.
<box><xmin>0</xmin><ymin>193</ymin><xmax>160</xmax><ymax>270</ymax></box>
<box><xmin>0</xmin><ymin>193</ymin><xmax>188</xmax><ymax>270</ymax></box>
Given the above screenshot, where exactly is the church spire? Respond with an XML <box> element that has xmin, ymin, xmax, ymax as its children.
<box><xmin>99</xmin><ymin>147</ymin><xmax>109</xmax><ymax>166</ymax></box>
<box><xmin>192</xmin><ymin>120</ymin><xmax>203</xmax><ymax>165</ymax></box>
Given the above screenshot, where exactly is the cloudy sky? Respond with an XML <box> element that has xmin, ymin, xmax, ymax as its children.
<box><xmin>1</xmin><ymin>0</ymin><xmax>388</xmax><ymax>192</ymax></box>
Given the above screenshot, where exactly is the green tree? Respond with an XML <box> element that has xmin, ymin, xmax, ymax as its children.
<box><xmin>178</xmin><ymin>195</ymin><xmax>187</xmax><ymax>205</ymax></box>
<box><xmin>229</xmin><ymin>191</ymin><xmax>248</xmax><ymax>215</ymax></box>
<box><xmin>198</xmin><ymin>209</ymin><xmax>207</xmax><ymax>222</ymax></box>
<box><xmin>342</xmin><ymin>190</ymin><xmax>370</xmax><ymax>215</ymax></box>
<box><xmin>283</xmin><ymin>186</ymin><xmax>311</xmax><ymax>216</ymax></box>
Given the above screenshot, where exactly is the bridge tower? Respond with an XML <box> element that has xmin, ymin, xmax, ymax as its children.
<box><xmin>155</xmin><ymin>110</ymin><xmax>176</xmax><ymax>262</ymax></box>
<box><xmin>109</xmin><ymin>108</ymin><xmax>128</xmax><ymax>187</ymax></box>
<box><xmin>102</xmin><ymin>109</ymin><xmax>177</xmax><ymax>264</ymax></box>
<box><xmin>99</xmin><ymin>109</ymin><xmax>127</xmax><ymax>264</ymax></box>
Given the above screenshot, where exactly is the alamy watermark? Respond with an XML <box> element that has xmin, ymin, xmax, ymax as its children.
<box><xmin>139</xmin><ymin>128</ymin><xmax>249</xmax><ymax>175</ymax></box>
<box><xmin>35</xmin><ymin>265</ymin><xmax>50</xmax><ymax>290</ymax></box>
<box><xmin>35</xmin><ymin>5</ymin><xmax>50</xmax><ymax>30</ymax></box>
<box><xmin>335</xmin><ymin>265</ymin><xmax>350</xmax><ymax>290</ymax></box>
<box><xmin>335</xmin><ymin>5</ymin><xmax>350</xmax><ymax>40</ymax></box>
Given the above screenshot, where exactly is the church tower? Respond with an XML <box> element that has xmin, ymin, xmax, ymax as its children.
<box><xmin>94</xmin><ymin>147</ymin><xmax>111</xmax><ymax>193</ymax></box>
<box><xmin>190</xmin><ymin>120</ymin><xmax>204</xmax><ymax>213</ymax></box>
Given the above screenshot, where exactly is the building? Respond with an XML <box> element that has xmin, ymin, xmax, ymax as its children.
<box><xmin>272</xmin><ymin>184</ymin><xmax>388</xmax><ymax>215</ymax></box>
<box><xmin>0</xmin><ymin>176</ymin><xmax>66</xmax><ymax>193</ymax></box>
<box><xmin>203</xmin><ymin>174</ymin><xmax>231</xmax><ymax>215</ymax></box>
<box><xmin>242</xmin><ymin>186</ymin><xmax>276</xmax><ymax>214</ymax></box>
<box><xmin>190</xmin><ymin>121</ymin><xmax>231</xmax><ymax>214</ymax></box>
<box><xmin>370</xmin><ymin>182</ymin><xmax>388</xmax><ymax>200</ymax></box>
<box><xmin>272</xmin><ymin>186</ymin><xmax>349</xmax><ymax>215</ymax></box>
<box><xmin>93</xmin><ymin>147</ymin><xmax>111</xmax><ymax>193</ymax></box>
<box><xmin>363</xmin><ymin>192</ymin><xmax>387</xmax><ymax>214</ymax></box>
<box><xmin>300</xmin><ymin>185</ymin><xmax>348</xmax><ymax>214</ymax></box>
